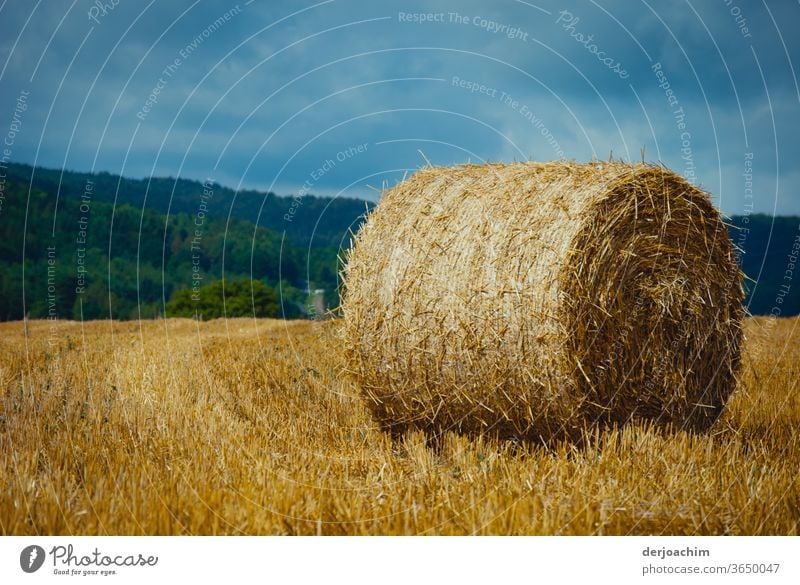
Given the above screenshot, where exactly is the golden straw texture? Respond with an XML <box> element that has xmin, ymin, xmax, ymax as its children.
<box><xmin>342</xmin><ymin>161</ymin><xmax>744</xmax><ymax>443</ymax></box>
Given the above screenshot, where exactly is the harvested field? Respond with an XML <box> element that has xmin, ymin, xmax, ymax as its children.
<box><xmin>0</xmin><ymin>317</ymin><xmax>798</xmax><ymax>535</ymax></box>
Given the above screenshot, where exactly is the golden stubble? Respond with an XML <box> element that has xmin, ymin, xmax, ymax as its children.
<box><xmin>0</xmin><ymin>316</ymin><xmax>797</xmax><ymax>535</ymax></box>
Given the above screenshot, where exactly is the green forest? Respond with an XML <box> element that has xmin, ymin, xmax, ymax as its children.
<box><xmin>0</xmin><ymin>163</ymin><xmax>362</xmax><ymax>320</ymax></box>
<box><xmin>0</xmin><ymin>162</ymin><xmax>797</xmax><ymax>321</ymax></box>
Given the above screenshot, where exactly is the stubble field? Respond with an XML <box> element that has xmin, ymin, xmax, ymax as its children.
<box><xmin>1</xmin><ymin>317</ymin><xmax>798</xmax><ymax>535</ymax></box>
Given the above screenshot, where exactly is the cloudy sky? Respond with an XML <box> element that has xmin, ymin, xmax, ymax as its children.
<box><xmin>1</xmin><ymin>0</ymin><xmax>798</xmax><ymax>215</ymax></box>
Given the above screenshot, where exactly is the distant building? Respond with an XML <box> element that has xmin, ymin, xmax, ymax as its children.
<box><xmin>311</xmin><ymin>289</ymin><xmax>326</xmax><ymax>319</ymax></box>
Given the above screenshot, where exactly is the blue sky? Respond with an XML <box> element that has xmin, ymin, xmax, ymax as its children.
<box><xmin>1</xmin><ymin>0</ymin><xmax>798</xmax><ymax>215</ymax></box>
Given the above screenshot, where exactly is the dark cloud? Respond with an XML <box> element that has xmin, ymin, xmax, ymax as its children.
<box><xmin>1</xmin><ymin>0</ymin><xmax>798</xmax><ymax>214</ymax></box>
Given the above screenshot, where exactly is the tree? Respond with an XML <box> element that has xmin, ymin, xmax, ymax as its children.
<box><xmin>166</xmin><ymin>278</ymin><xmax>285</xmax><ymax>319</ymax></box>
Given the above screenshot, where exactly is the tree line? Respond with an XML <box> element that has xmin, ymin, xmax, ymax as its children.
<box><xmin>0</xmin><ymin>166</ymin><xmax>348</xmax><ymax>320</ymax></box>
<box><xmin>0</xmin><ymin>162</ymin><xmax>797</xmax><ymax>320</ymax></box>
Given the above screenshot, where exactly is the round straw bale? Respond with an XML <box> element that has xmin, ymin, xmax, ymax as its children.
<box><xmin>342</xmin><ymin>161</ymin><xmax>744</xmax><ymax>442</ymax></box>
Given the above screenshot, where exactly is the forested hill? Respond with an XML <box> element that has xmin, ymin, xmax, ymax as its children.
<box><xmin>0</xmin><ymin>163</ymin><xmax>365</xmax><ymax>320</ymax></box>
<box><xmin>0</xmin><ymin>162</ymin><xmax>797</xmax><ymax>320</ymax></box>
<box><xmin>3</xmin><ymin>162</ymin><xmax>369</xmax><ymax>249</ymax></box>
